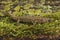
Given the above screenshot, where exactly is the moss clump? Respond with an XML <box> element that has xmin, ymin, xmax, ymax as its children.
<box><xmin>0</xmin><ymin>0</ymin><xmax>60</xmax><ymax>40</ymax></box>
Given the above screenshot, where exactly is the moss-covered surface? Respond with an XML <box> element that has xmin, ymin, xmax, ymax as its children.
<box><xmin>0</xmin><ymin>0</ymin><xmax>60</xmax><ymax>40</ymax></box>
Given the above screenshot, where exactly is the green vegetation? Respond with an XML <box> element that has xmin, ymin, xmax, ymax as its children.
<box><xmin>0</xmin><ymin>0</ymin><xmax>60</xmax><ymax>40</ymax></box>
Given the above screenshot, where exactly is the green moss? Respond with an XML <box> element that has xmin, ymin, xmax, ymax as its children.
<box><xmin>0</xmin><ymin>0</ymin><xmax>60</xmax><ymax>38</ymax></box>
